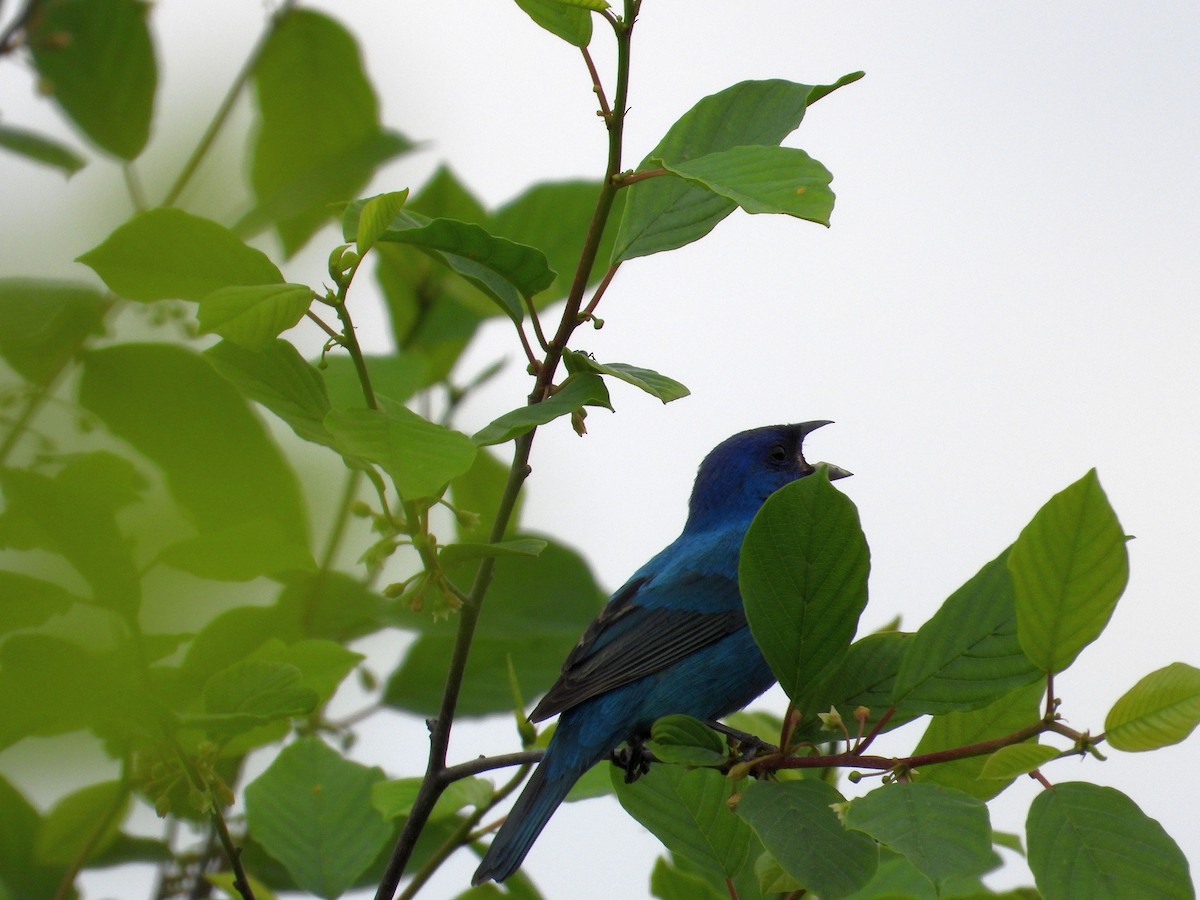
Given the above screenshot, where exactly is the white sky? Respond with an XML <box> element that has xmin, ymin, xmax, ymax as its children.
<box><xmin>2</xmin><ymin>1</ymin><xmax>1199</xmax><ymax>897</ymax></box>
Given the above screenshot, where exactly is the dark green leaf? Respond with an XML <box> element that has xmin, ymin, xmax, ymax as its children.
<box><xmin>36</xmin><ymin>781</ymin><xmax>127</xmax><ymax>865</ymax></box>
<box><xmin>79</xmin><ymin>343</ymin><xmax>310</xmax><ymax>544</ymax></box>
<box><xmin>839</xmin><ymin>849</ymin><xmax>939</xmax><ymax>900</ymax></box>
<box><xmin>0</xmin><ymin>123</ymin><xmax>85</xmax><ymax>174</ymax></box>
<box><xmin>472</xmin><ymin>372</ymin><xmax>613</xmax><ymax>445</ymax></box>
<box><xmin>795</xmin><ymin>631</ymin><xmax>916</xmax><ymax>740</ymax></box>
<box><xmin>736</xmin><ymin>779</ymin><xmax>877</xmax><ymax>897</ymax></box>
<box><xmin>77</xmin><ymin>209</ymin><xmax>283</xmax><ymax>302</ymax></box>
<box><xmin>26</xmin><ymin>0</ymin><xmax>155</xmax><ymax>159</ymax></box>
<box><xmin>1105</xmin><ymin>662</ymin><xmax>1200</xmax><ymax>752</ymax></box>
<box><xmin>324</xmin><ymin>406</ymin><xmax>477</xmax><ymax>500</ymax></box>
<box><xmin>0</xmin><ymin>279</ymin><xmax>107</xmax><ymax>385</ymax></box>
<box><xmin>158</xmin><ymin>517</ymin><xmax>317</xmax><ymax>581</ymax></box>
<box><xmin>651</xmin><ymin>856</ymin><xmax>726</xmax><ymax>900</ymax></box>
<box><xmin>249</xmin><ymin>10</ymin><xmax>414</xmax><ymax>255</ymax></box>
<box><xmin>244</xmin><ymin>737</ymin><xmax>391</xmax><ymax>899</ymax></box>
<box><xmin>274</xmin><ymin>571</ymin><xmax>389</xmax><ymax>643</ymax></box>
<box><xmin>513</xmin><ymin>0</ymin><xmax>594</xmax><ymax>46</ymax></box>
<box><xmin>205</xmin><ymin>339</ymin><xmax>334</xmax><ymax>447</ymax></box>
<box><xmin>612</xmin><ymin>74</ymin><xmax>862</xmax><ymax>262</ymax></box>
<box><xmin>0</xmin><ymin>571</ymin><xmax>81</xmax><ymax>635</ymax></box>
<box><xmin>0</xmin><ymin>776</ymin><xmax>70</xmax><ymax>900</ymax></box>
<box><xmin>892</xmin><ymin>549</ymin><xmax>1041</xmax><ymax>716</ymax></box>
<box><xmin>196</xmin><ymin>283</ymin><xmax>313</xmax><ymax>350</ymax></box>
<box><xmin>845</xmin><ymin>783</ymin><xmax>994</xmax><ymax>887</ymax></box>
<box><xmin>613</xmin><ymin>765</ymin><xmax>754</xmax><ymax>878</ymax></box>
<box><xmin>563</xmin><ymin>350</ymin><xmax>690</xmax><ymax>403</ymax></box>
<box><xmin>1027</xmin><ymin>783</ymin><xmax>1192</xmax><ymax>900</ymax></box>
<box><xmin>1010</xmin><ymin>469</ymin><xmax>1129</xmax><ymax>673</ymax></box>
<box><xmin>657</xmin><ymin>145</ymin><xmax>834</xmax><ymax>224</ymax></box>
<box><xmin>739</xmin><ymin>470</ymin><xmax>870</xmax><ymax>707</ymax></box>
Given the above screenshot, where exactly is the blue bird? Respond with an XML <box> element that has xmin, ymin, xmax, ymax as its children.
<box><xmin>473</xmin><ymin>422</ymin><xmax>849</xmax><ymax>884</ymax></box>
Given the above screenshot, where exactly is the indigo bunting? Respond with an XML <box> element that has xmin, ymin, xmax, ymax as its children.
<box><xmin>473</xmin><ymin>422</ymin><xmax>849</xmax><ymax>884</ymax></box>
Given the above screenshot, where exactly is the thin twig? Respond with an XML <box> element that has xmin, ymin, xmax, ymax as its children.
<box><xmin>441</xmin><ymin>750</ymin><xmax>543</xmax><ymax>783</ymax></box>
<box><xmin>579</xmin><ymin>262</ymin><xmax>620</xmax><ymax>322</ymax></box>
<box><xmin>306</xmin><ymin>309</ymin><xmax>344</xmax><ymax>342</ymax></box>
<box><xmin>580</xmin><ymin>45</ymin><xmax>612</xmax><ymax>123</ymax></box>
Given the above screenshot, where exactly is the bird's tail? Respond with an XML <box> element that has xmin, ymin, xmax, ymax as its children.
<box><xmin>472</xmin><ymin>746</ymin><xmax>582</xmax><ymax>884</ymax></box>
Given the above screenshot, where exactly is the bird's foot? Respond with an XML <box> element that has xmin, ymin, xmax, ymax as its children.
<box><xmin>611</xmin><ymin>738</ymin><xmax>654</xmax><ymax>784</ymax></box>
<box><xmin>704</xmin><ymin>719</ymin><xmax>777</xmax><ymax>760</ymax></box>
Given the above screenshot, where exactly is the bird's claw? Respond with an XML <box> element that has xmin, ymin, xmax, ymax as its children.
<box><xmin>611</xmin><ymin>739</ymin><xmax>654</xmax><ymax>783</ymax></box>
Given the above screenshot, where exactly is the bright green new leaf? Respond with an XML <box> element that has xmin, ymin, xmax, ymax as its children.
<box><xmin>78</xmin><ymin>209</ymin><xmax>283</xmax><ymax>302</ymax></box>
<box><xmin>324</xmin><ymin>406</ymin><xmax>477</xmax><ymax>500</ymax></box>
<box><xmin>1027</xmin><ymin>783</ymin><xmax>1192</xmax><ymax>900</ymax></box>
<box><xmin>1105</xmin><ymin>662</ymin><xmax>1200</xmax><ymax>752</ymax></box>
<box><xmin>0</xmin><ymin>279</ymin><xmax>108</xmax><ymax>385</ymax></box>
<box><xmin>892</xmin><ymin>549</ymin><xmax>1041</xmax><ymax>716</ymax></box>
<box><xmin>0</xmin><ymin>572</ymin><xmax>81</xmax><ymax>635</ymax></box>
<box><xmin>205</xmin><ymin>340</ymin><xmax>334</xmax><ymax>448</ymax></box>
<box><xmin>196</xmin><ymin>283</ymin><xmax>313</xmax><ymax>350</ymax></box>
<box><xmin>158</xmin><ymin>517</ymin><xmax>317</xmax><ymax>581</ymax></box>
<box><xmin>513</xmin><ymin>0</ymin><xmax>595</xmax><ymax>46</ymax></box>
<box><xmin>1009</xmin><ymin>469</ymin><xmax>1129</xmax><ymax>673</ymax></box>
<box><xmin>0</xmin><ymin>123</ymin><xmax>86</xmax><ymax>175</ymax></box>
<box><xmin>563</xmin><ymin>350</ymin><xmax>690</xmax><ymax>403</ymax></box>
<box><xmin>737</xmin><ymin>779</ymin><xmax>877</xmax><ymax>897</ymax></box>
<box><xmin>356</xmin><ymin>189</ymin><xmax>410</xmax><ymax>254</ymax></box>
<box><xmin>978</xmin><ymin>743</ymin><xmax>1061</xmax><ymax>780</ymax></box>
<box><xmin>249</xmin><ymin>9</ymin><xmax>414</xmax><ymax>255</ymax></box>
<box><xmin>472</xmin><ymin>372</ymin><xmax>613</xmax><ymax>445</ymax></box>
<box><xmin>244</xmin><ymin>738</ymin><xmax>391</xmax><ymax>899</ymax></box>
<box><xmin>203</xmin><ymin>659</ymin><xmax>318</xmax><ymax>728</ymax></box>
<box><xmin>26</xmin><ymin>0</ymin><xmax>155</xmax><ymax>159</ymax></box>
<box><xmin>739</xmin><ymin>470</ymin><xmax>870</xmax><ymax>706</ymax></box>
<box><xmin>845</xmin><ymin>783</ymin><xmax>995</xmax><ymax>887</ymax></box>
<box><xmin>438</xmin><ymin>538</ymin><xmax>547</xmax><ymax>568</ymax></box>
<box><xmin>613</xmin><ymin>765</ymin><xmax>754</xmax><ymax>879</ymax></box>
<box><xmin>657</xmin><ymin>145</ymin><xmax>834</xmax><ymax>224</ymax></box>
<box><xmin>35</xmin><ymin>781</ymin><xmax>128</xmax><ymax>865</ymax></box>
<box><xmin>645</xmin><ymin>715</ymin><xmax>728</xmax><ymax>767</ymax></box>
<box><xmin>612</xmin><ymin>74</ymin><xmax>862</xmax><ymax>262</ymax></box>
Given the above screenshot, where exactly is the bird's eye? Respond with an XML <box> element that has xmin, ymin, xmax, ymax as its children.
<box><xmin>768</xmin><ymin>444</ymin><xmax>788</xmax><ymax>464</ymax></box>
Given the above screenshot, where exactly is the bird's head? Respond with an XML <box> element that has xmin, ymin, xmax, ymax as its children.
<box><xmin>684</xmin><ymin>421</ymin><xmax>849</xmax><ymax>533</ymax></box>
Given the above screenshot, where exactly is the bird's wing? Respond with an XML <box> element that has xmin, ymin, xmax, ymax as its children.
<box><xmin>528</xmin><ymin>570</ymin><xmax>746</xmax><ymax>722</ymax></box>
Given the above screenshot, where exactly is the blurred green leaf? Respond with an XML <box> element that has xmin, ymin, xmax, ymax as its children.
<box><xmin>472</xmin><ymin>373</ymin><xmax>613</xmax><ymax>445</ymax></box>
<box><xmin>439</xmin><ymin>538</ymin><xmax>547</xmax><ymax>568</ymax></box>
<box><xmin>0</xmin><ymin>571</ymin><xmax>81</xmax><ymax>635</ymax></box>
<box><xmin>248</xmin><ymin>9</ymin><xmax>414</xmax><ymax>255</ymax></box>
<box><xmin>1027</xmin><ymin>783</ymin><xmax>1192</xmax><ymax>900</ymax></box>
<box><xmin>324</xmin><ymin>406</ymin><xmax>477</xmax><ymax>500</ymax></box>
<box><xmin>739</xmin><ymin>470</ymin><xmax>870</xmax><ymax>707</ymax></box>
<box><xmin>612</xmin><ymin>74</ymin><xmax>862</xmax><ymax>262</ymax></box>
<box><xmin>450</xmin><ymin>447</ymin><xmax>523</xmax><ymax>541</ymax></box>
<box><xmin>371</xmin><ymin>776</ymin><xmax>492</xmax><ymax>822</ymax></box>
<box><xmin>36</xmin><ymin>781</ymin><xmax>128</xmax><ymax>865</ymax></box>
<box><xmin>1105</xmin><ymin>662</ymin><xmax>1200</xmax><ymax>752</ymax></box>
<box><xmin>657</xmin><ymin>145</ymin><xmax>834</xmax><ymax>224</ymax></box>
<box><xmin>614</xmin><ymin>765</ymin><xmax>753</xmax><ymax>879</ymax></box>
<box><xmin>249</xmin><ymin>638</ymin><xmax>364</xmax><ymax>707</ymax></box>
<box><xmin>321</xmin><ymin>353</ymin><xmax>427</xmax><ymax>411</ymax></box>
<box><xmin>513</xmin><ymin>0</ymin><xmax>594</xmax><ymax>46</ymax></box>
<box><xmin>78</xmin><ymin>209</ymin><xmax>283</xmax><ymax>302</ymax></box>
<box><xmin>0</xmin><ymin>123</ymin><xmax>85</xmax><ymax>174</ymax></box>
<box><xmin>244</xmin><ymin>737</ymin><xmax>390</xmax><ymax>899</ymax></box>
<box><xmin>0</xmin><ymin>776</ymin><xmax>70</xmax><ymax>900</ymax></box>
<box><xmin>736</xmin><ymin>779</ymin><xmax>877</xmax><ymax>897</ymax></box>
<box><xmin>200</xmin><ymin>659</ymin><xmax>318</xmax><ymax>735</ymax></box>
<box><xmin>274</xmin><ymin>570</ymin><xmax>390</xmax><ymax>644</ymax></box>
<box><xmin>1010</xmin><ymin>469</ymin><xmax>1129</xmax><ymax>673</ymax></box>
<box><xmin>196</xmin><ymin>283</ymin><xmax>313</xmax><ymax>350</ymax></box>
<box><xmin>0</xmin><ymin>279</ymin><xmax>107</xmax><ymax>385</ymax></box>
<box><xmin>563</xmin><ymin>350</ymin><xmax>689</xmax><ymax>403</ymax></box>
<box><xmin>26</xmin><ymin>0</ymin><xmax>155</xmax><ymax>159</ymax></box>
<box><xmin>158</xmin><ymin>517</ymin><xmax>317</xmax><ymax>581</ymax></box>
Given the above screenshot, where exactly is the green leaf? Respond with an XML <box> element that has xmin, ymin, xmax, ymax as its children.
<box><xmin>36</xmin><ymin>780</ymin><xmax>127</xmax><ymax>865</ymax></box>
<box><xmin>892</xmin><ymin>549</ymin><xmax>1041</xmax><ymax>716</ymax></box>
<box><xmin>795</xmin><ymin>631</ymin><xmax>916</xmax><ymax>739</ymax></box>
<box><xmin>78</xmin><ymin>209</ymin><xmax>283</xmax><ymax>302</ymax></box>
<box><xmin>249</xmin><ymin>10</ymin><xmax>414</xmax><ymax>255</ymax></box>
<box><xmin>613</xmin><ymin>765</ymin><xmax>753</xmax><ymax>878</ymax></box>
<box><xmin>1027</xmin><ymin>783</ymin><xmax>1192</xmax><ymax>900</ymax></box>
<box><xmin>1009</xmin><ymin>469</ymin><xmax>1129</xmax><ymax>673</ymax></box>
<box><xmin>512</xmin><ymin>0</ymin><xmax>594</xmax><ymax>46</ymax></box>
<box><xmin>274</xmin><ymin>571</ymin><xmax>389</xmax><ymax>644</ymax></box>
<box><xmin>371</xmin><ymin>776</ymin><xmax>492</xmax><ymax>822</ymax></box>
<box><xmin>202</xmin><ymin>659</ymin><xmax>318</xmax><ymax>729</ymax></box>
<box><xmin>158</xmin><ymin>517</ymin><xmax>317</xmax><ymax>581</ymax></box>
<box><xmin>79</xmin><ymin>343</ymin><xmax>310</xmax><ymax>544</ymax></box>
<box><xmin>321</xmin><ymin>353</ymin><xmax>427</xmax><ymax>410</ymax></box>
<box><xmin>736</xmin><ymin>779</ymin><xmax>877</xmax><ymax>897</ymax></box>
<box><xmin>356</xmin><ymin>190</ymin><xmax>410</xmax><ymax>254</ymax></box>
<box><xmin>912</xmin><ymin>681</ymin><xmax>1045</xmax><ymax>801</ymax></box>
<box><xmin>196</xmin><ymin>283</ymin><xmax>313</xmax><ymax>351</ymax></box>
<box><xmin>472</xmin><ymin>372</ymin><xmax>613</xmax><ymax>445</ymax></box>
<box><xmin>0</xmin><ymin>571</ymin><xmax>80</xmax><ymax>635</ymax></box>
<box><xmin>438</xmin><ymin>538</ymin><xmax>547</xmax><ymax>568</ymax></box>
<box><xmin>205</xmin><ymin>340</ymin><xmax>334</xmax><ymax>448</ymax></box>
<box><xmin>739</xmin><ymin>470</ymin><xmax>870</xmax><ymax>707</ymax></box>
<box><xmin>645</xmin><ymin>715</ymin><xmax>728</xmax><ymax>767</ymax></box>
<box><xmin>657</xmin><ymin>145</ymin><xmax>834</xmax><ymax>224</ymax></box>
<box><xmin>651</xmin><ymin>856</ymin><xmax>726</xmax><ymax>900</ymax></box>
<box><xmin>26</xmin><ymin>0</ymin><xmax>155</xmax><ymax>159</ymax></box>
<box><xmin>978</xmin><ymin>743</ymin><xmax>1061</xmax><ymax>780</ymax></box>
<box><xmin>1105</xmin><ymin>662</ymin><xmax>1200</xmax><ymax>752</ymax></box>
<box><xmin>563</xmin><ymin>350</ymin><xmax>690</xmax><ymax>403</ymax></box>
<box><xmin>845</xmin><ymin>783</ymin><xmax>995</xmax><ymax>887</ymax></box>
<box><xmin>0</xmin><ymin>279</ymin><xmax>107</xmax><ymax>385</ymax></box>
<box><xmin>0</xmin><ymin>123</ymin><xmax>85</xmax><ymax>175</ymax></box>
<box><xmin>324</xmin><ymin>406</ymin><xmax>477</xmax><ymax>500</ymax></box>
<box><xmin>450</xmin><ymin>447</ymin><xmax>524</xmax><ymax>541</ymax></box>
<box><xmin>384</xmin><ymin>539</ymin><xmax>604</xmax><ymax>716</ymax></box>
<box><xmin>612</xmin><ymin>74</ymin><xmax>862</xmax><ymax>262</ymax></box>
<box><xmin>249</xmin><ymin>638</ymin><xmax>365</xmax><ymax>707</ymax></box>
<box><xmin>0</xmin><ymin>776</ymin><xmax>70</xmax><ymax>899</ymax></box>
<box><xmin>244</xmin><ymin>737</ymin><xmax>391</xmax><ymax>899</ymax></box>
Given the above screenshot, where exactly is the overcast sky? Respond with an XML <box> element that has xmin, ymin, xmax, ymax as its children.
<box><xmin>2</xmin><ymin>1</ymin><xmax>1199</xmax><ymax>897</ymax></box>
